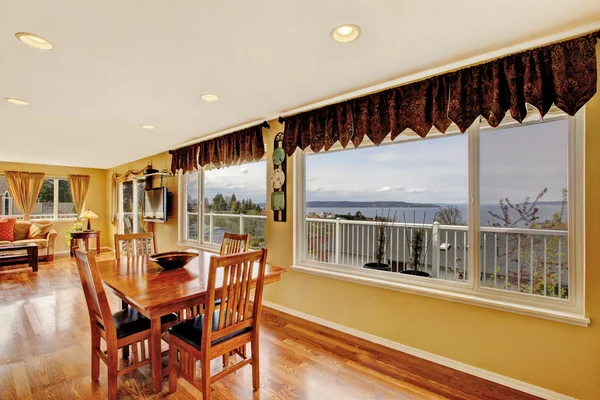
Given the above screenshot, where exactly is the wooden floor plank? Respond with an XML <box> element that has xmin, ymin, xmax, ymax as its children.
<box><xmin>0</xmin><ymin>253</ymin><xmax>541</xmax><ymax>400</ymax></box>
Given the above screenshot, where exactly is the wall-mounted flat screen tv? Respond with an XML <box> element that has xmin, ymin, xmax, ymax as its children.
<box><xmin>143</xmin><ymin>187</ymin><xmax>167</xmax><ymax>223</ymax></box>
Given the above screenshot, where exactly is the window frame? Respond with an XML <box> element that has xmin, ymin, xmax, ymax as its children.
<box><xmin>177</xmin><ymin>162</ymin><xmax>268</xmax><ymax>251</ymax></box>
<box><xmin>117</xmin><ymin>179</ymin><xmax>145</xmax><ymax>234</ymax></box>
<box><xmin>292</xmin><ymin>109</ymin><xmax>587</xmax><ymax>326</ymax></box>
<box><xmin>0</xmin><ymin>176</ymin><xmax>78</xmax><ymax>221</ymax></box>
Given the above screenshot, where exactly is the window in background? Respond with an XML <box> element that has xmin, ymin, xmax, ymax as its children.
<box><xmin>181</xmin><ymin>161</ymin><xmax>267</xmax><ymax>249</ymax></box>
<box><xmin>58</xmin><ymin>179</ymin><xmax>76</xmax><ymax>218</ymax></box>
<box><xmin>120</xmin><ymin>180</ymin><xmax>145</xmax><ymax>234</ymax></box>
<box><xmin>304</xmin><ymin>131</ymin><xmax>468</xmax><ymax>283</ymax></box>
<box><xmin>479</xmin><ymin>119</ymin><xmax>569</xmax><ymax>298</ymax></box>
<box><xmin>294</xmin><ymin>105</ymin><xmax>583</xmax><ymax>319</ymax></box>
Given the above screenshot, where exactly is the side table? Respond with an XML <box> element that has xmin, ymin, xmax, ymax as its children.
<box><xmin>70</xmin><ymin>230</ymin><xmax>101</xmax><ymax>256</ymax></box>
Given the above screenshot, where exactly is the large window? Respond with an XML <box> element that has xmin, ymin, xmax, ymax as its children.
<box><xmin>119</xmin><ymin>180</ymin><xmax>145</xmax><ymax>234</ymax></box>
<box><xmin>0</xmin><ymin>176</ymin><xmax>76</xmax><ymax>220</ymax></box>
<box><xmin>181</xmin><ymin>161</ymin><xmax>267</xmax><ymax>249</ymax></box>
<box><xmin>294</xmin><ymin>107</ymin><xmax>585</xmax><ymax>324</ymax></box>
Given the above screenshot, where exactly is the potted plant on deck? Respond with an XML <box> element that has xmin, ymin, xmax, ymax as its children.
<box><xmin>400</xmin><ymin>211</ymin><xmax>436</xmax><ymax>277</ymax></box>
<box><xmin>363</xmin><ymin>210</ymin><xmax>396</xmax><ymax>271</ymax></box>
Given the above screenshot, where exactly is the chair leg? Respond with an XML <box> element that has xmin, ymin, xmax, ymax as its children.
<box><xmin>251</xmin><ymin>336</ymin><xmax>260</xmax><ymax>391</ymax></box>
<box><xmin>107</xmin><ymin>347</ymin><xmax>119</xmax><ymax>400</ymax></box>
<box><xmin>222</xmin><ymin>353</ymin><xmax>229</xmax><ymax>367</ymax></box>
<box><xmin>201</xmin><ymin>354</ymin><xmax>211</xmax><ymax>400</ymax></box>
<box><xmin>168</xmin><ymin>344</ymin><xmax>178</xmax><ymax>394</ymax></box>
<box><xmin>91</xmin><ymin>327</ymin><xmax>100</xmax><ymax>381</ymax></box>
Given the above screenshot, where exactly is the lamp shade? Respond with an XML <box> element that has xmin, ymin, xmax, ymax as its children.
<box><xmin>80</xmin><ymin>210</ymin><xmax>98</xmax><ymax>220</ymax></box>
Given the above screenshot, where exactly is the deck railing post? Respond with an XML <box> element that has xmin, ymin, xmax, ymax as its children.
<box><xmin>335</xmin><ymin>218</ymin><xmax>341</xmax><ymax>264</ymax></box>
<box><xmin>240</xmin><ymin>213</ymin><xmax>245</xmax><ymax>234</ymax></box>
<box><xmin>209</xmin><ymin>212</ymin><xmax>214</xmax><ymax>244</ymax></box>
<box><xmin>432</xmin><ymin>222</ymin><xmax>440</xmax><ymax>279</ymax></box>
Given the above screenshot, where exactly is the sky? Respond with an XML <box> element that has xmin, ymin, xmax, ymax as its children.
<box><xmin>306</xmin><ymin>118</ymin><xmax>568</xmax><ymax>205</ymax></box>
<box><xmin>189</xmin><ymin>118</ymin><xmax>568</xmax><ymax>206</ymax></box>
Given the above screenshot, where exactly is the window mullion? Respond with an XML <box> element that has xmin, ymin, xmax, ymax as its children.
<box><xmin>468</xmin><ymin>119</ymin><xmax>481</xmax><ymax>290</ymax></box>
<box><xmin>200</xmin><ymin>171</ymin><xmax>203</xmax><ymax>245</ymax></box>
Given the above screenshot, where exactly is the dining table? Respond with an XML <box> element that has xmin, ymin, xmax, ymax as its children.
<box><xmin>97</xmin><ymin>250</ymin><xmax>286</xmax><ymax>393</ymax></box>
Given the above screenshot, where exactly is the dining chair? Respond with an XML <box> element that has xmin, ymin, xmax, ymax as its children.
<box><xmin>220</xmin><ymin>232</ymin><xmax>250</xmax><ymax>362</ymax></box>
<box><xmin>74</xmin><ymin>249</ymin><xmax>178</xmax><ymax>400</ymax></box>
<box><xmin>219</xmin><ymin>232</ymin><xmax>249</xmax><ymax>255</ymax></box>
<box><xmin>167</xmin><ymin>248</ymin><xmax>268</xmax><ymax>399</ymax></box>
<box><xmin>114</xmin><ymin>231</ymin><xmax>157</xmax><ymax>259</ymax></box>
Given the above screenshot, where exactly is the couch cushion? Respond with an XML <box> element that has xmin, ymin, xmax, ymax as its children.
<box><xmin>14</xmin><ymin>221</ymin><xmax>32</xmax><ymax>241</ymax></box>
<box><xmin>0</xmin><ymin>241</ymin><xmax>10</xmax><ymax>245</ymax></box>
<box><xmin>28</xmin><ymin>222</ymin><xmax>52</xmax><ymax>239</ymax></box>
<box><xmin>0</xmin><ymin>219</ymin><xmax>16</xmax><ymax>242</ymax></box>
<box><xmin>12</xmin><ymin>239</ymin><xmax>48</xmax><ymax>249</ymax></box>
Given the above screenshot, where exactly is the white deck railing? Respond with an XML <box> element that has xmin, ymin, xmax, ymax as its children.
<box><xmin>186</xmin><ymin>213</ymin><xmax>569</xmax><ymax>299</ymax></box>
<box><xmin>305</xmin><ymin>218</ymin><xmax>569</xmax><ymax>299</ymax></box>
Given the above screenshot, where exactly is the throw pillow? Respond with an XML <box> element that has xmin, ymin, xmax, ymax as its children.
<box><xmin>28</xmin><ymin>222</ymin><xmax>52</xmax><ymax>239</ymax></box>
<box><xmin>14</xmin><ymin>221</ymin><xmax>32</xmax><ymax>241</ymax></box>
<box><xmin>0</xmin><ymin>218</ymin><xmax>17</xmax><ymax>242</ymax></box>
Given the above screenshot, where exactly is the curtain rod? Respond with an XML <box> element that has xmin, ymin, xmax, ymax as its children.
<box><xmin>168</xmin><ymin>22</ymin><xmax>600</xmax><ymax>152</ymax></box>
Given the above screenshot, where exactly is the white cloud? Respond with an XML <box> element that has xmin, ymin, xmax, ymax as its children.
<box><xmin>395</xmin><ymin>185</ymin><xmax>405</xmax><ymax>191</ymax></box>
<box><xmin>406</xmin><ymin>188</ymin><xmax>426</xmax><ymax>193</ymax></box>
<box><xmin>240</xmin><ymin>167</ymin><xmax>249</xmax><ymax>174</ymax></box>
<box><xmin>376</xmin><ymin>186</ymin><xmax>392</xmax><ymax>192</ymax></box>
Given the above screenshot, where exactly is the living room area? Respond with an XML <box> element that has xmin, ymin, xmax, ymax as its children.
<box><xmin>2</xmin><ymin>2</ymin><xmax>600</xmax><ymax>400</ymax></box>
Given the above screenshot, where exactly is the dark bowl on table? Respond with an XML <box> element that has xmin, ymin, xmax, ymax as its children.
<box><xmin>149</xmin><ymin>251</ymin><xmax>199</xmax><ymax>270</ymax></box>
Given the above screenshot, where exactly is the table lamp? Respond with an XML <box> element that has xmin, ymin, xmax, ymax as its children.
<box><xmin>80</xmin><ymin>209</ymin><xmax>99</xmax><ymax>231</ymax></box>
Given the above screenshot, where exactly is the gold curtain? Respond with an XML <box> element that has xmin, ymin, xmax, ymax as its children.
<box><xmin>68</xmin><ymin>174</ymin><xmax>91</xmax><ymax>220</ymax></box>
<box><xmin>5</xmin><ymin>171</ymin><xmax>46</xmax><ymax>221</ymax></box>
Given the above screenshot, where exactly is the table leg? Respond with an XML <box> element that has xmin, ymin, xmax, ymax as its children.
<box><xmin>96</xmin><ymin>234</ymin><xmax>101</xmax><ymax>254</ymax></box>
<box><xmin>70</xmin><ymin>240</ymin><xmax>75</xmax><ymax>257</ymax></box>
<box><xmin>150</xmin><ymin>317</ymin><xmax>163</xmax><ymax>393</ymax></box>
<box><xmin>85</xmin><ymin>238</ymin><xmax>90</xmax><ymax>252</ymax></box>
<box><xmin>28</xmin><ymin>246</ymin><xmax>38</xmax><ymax>272</ymax></box>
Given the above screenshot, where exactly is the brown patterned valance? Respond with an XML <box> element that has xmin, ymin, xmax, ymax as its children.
<box><xmin>170</xmin><ymin>124</ymin><xmax>265</xmax><ymax>174</ymax></box>
<box><xmin>283</xmin><ymin>31</ymin><xmax>600</xmax><ymax>156</ymax></box>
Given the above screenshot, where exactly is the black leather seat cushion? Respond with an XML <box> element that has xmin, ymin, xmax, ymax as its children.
<box><xmin>169</xmin><ymin>310</ymin><xmax>252</xmax><ymax>351</ymax></box>
<box><xmin>112</xmin><ymin>308</ymin><xmax>178</xmax><ymax>339</ymax></box>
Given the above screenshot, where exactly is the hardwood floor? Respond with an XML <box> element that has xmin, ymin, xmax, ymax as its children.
<box><xmin>0</xmin><ymin>252</ymin><xmax>541</xmax><ymax>400</ymax></box>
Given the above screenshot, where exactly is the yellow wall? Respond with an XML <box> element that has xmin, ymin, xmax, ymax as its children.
<box><xmin>106</xmin><ymin>153</ymin><xmax>179</xmax><ymax>252</ymax></box>
<box><xmin>0</xmin><ymin>161</ymin><xmax>109</xmax><ymax>250</ymax></box>
<box><xmin>103</xmin><ymin>49</ymin><xmax>600</xmax><ymax>399</ymax></box>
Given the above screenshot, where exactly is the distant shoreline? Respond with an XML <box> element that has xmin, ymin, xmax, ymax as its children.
<box><xmin>306</xmin><ymin>201</ymin><xmax>440</xmax><ymax>208</ymax></box>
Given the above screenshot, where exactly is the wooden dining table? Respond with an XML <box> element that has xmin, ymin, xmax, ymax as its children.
<box><xmin>97</xmin><ymin>250</ymin><xmax>286</xmax><ymax>393</ymax></box>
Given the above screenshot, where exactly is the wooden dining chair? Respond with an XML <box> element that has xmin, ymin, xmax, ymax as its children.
<box><xmin>74</xmin><ymin>249</ymin><xmax>178</xmax><ymax>400</ymax></box>
<box><xmin>167</xmin><ymin>248</ymin><xmax>268</xmax><ymax>399</ymax></box>
<box><xmin>219</xmin><ymin>232</ymin><xmax>249</xmax><ymax>255</ymax></box>
<box><xmin>114</xmin><ymin>232</ymin><xmax>157</xmax><ymax>259</ymax></box>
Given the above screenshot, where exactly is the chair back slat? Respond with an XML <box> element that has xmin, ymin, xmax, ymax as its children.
<box><xmin>114</xmin><ymin>232</ymin><xmax>157</xmax><ymax>259</ymax></box>
<box><xmin>202</xmin><ymin>249</ymin><xmax>267</xmax><ymax>348</ymax></box>
<box><xmin>74</xmin><ymin>249</ymin><xmax>116</xmax><ymax>335</ymax></box>
<box><xmin>219</xmin><ymin>232</ymin><xmax>250</xmax><ymax>255</ymax></box>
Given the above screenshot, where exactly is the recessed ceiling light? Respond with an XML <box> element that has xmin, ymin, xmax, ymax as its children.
<box><xmin>15</xmin><ymin>32</ymin><xmax>53</xmax><ymax>50</ymax></box>
<box><xmin>5</xmin><ymin>97</ymin><xmax>29</xmax><ymax>105</ymax></box>
<box><xmin>141</xmin><ymin>124</ymin><xmax>156</xmax><ymax>129</ymax></box>
<box><xmin>331</xmin><ymin>24</ymin><xmax>361</xmax><ymax>43</ymax></box>
<box><xmin>201</xmin><ymin>93</ymin><xmax>219</xmax><ymax>102</ymax></box>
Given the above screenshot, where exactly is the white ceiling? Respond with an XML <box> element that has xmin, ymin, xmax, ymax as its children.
<box><xmin>1</xmin><ymin>1</ymin><xmax>599</xmax><ymax>169</ymax></box>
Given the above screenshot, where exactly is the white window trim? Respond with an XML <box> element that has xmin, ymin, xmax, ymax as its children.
<box><xmin>177</xmin><ymin>169</ymin><xmax>222</xmax><ymax>252</ymax></box>
<box><xmin>293</xmin><ymin>109</ymin><xmax>587</xmax><ymax>327</ymax></box>
<box><xmin>0</xmin><ymin>176</ymin><xmax>78</xmax><ymax>222</ymax></box>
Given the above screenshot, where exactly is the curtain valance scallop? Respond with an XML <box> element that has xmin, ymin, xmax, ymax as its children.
<box><xmin>282</xmin><ymin>31</ymin><xmax>600</xmax><ymax>156</ymax></box>
<box><xmin>170</xmin><ymin>124</ymin><xmax>265</xmax><ymax>174</ymax></box>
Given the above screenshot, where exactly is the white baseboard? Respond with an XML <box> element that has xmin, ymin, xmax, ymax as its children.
<box><xmin>262</xmin><ymin>300</ymin><xmax>575</xmax><ymax>400</ymax></box>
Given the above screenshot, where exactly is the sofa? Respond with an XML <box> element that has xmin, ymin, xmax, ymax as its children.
<box><xmin>0</xmin><ymin>219</ymin><xmax>57</xmax><ymax>261</ymax></box>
